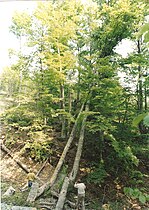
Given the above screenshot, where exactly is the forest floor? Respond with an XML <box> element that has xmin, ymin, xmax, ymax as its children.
<box><xmin>0</xmin><ymin>93</ymin><xmax>149</xmax><ymax>210</ymax></box>
<box><xmin>1</xmin><ymin>125</ymin><xmax>149</xmax><ymax>210</ymax></box>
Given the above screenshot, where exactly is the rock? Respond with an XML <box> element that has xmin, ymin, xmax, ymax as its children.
<box><xmin>3</xmin><ymin>186</ymin><xmax>15</xmax><ymax>196</ymax></box>
<box><xmin>0</xmin><ymin>203</ymin><xmax>37</xmax><ymax>210</ymax></box>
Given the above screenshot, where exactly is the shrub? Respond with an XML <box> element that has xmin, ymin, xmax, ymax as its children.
<box><xmin>124</xmin><ymin>187</ymin><xmax>149</xmax><ymax>204</ymax></box>
<box><xmin>4</xmin><ymin>106</ymin><xmax>36</xmax><ymax>127</ymax></box>
<box><xmin>87</xmin><ymin>161</ymin><xmax>108</xmax><ymax>184</ymax></box>
<box><xmin>22</xmin><ymin>140</ymin><xmax>53</xmax><ymax>162</ymax></box>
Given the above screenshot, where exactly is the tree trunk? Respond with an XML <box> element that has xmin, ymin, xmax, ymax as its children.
<box><xmin>69</xmin><ymin>104</ymin><xmax>89</xmax><ymax>181</ymax></box>
<box><xmin>27</xmin><ymin>182</ymin><xmax>39</xmax><ymax>203</ymax></box>
<box><xmin>35</xmin><ymin>103</ymin><xmax>85</xmax><ymax>200</ymax></box>
<box><xmin>137</xmin><ymin>40</ymin><xmax>143</xmax><ymax>112</ymax></box>
<box><xmin>137</xmin><ymin>65</ymin><xmax>143</xmax><ymax>112</ymax></box>
<box><xmin>55</xmin><ymin>104</ymin><xmax>89</xmax><ymax>210</ymax></box>
<box><xmin>58</xmin><ymin>45</ymin><xmax>66</xmax><ymax>139</ymax></box>
<box><xmin>67</xmin><ymin>87</ymin><xmax>73</xmax><ymax>136</ymax></box>
<box><xmin>144</xmin><ymin>82</ymin><xmax>147</xmax><ymax>110</ymax></box>
<box><xmin>55</xmin><ymin>177</ymin><xmax>70</xmax><ymax>210</ymax></box>
<box><xmin>60</xmin><ymin>83</ymin><xmax>66</xmax><ymax>138</ymax></box>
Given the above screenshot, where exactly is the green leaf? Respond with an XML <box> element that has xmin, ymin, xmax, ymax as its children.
<box><xmin>139</xmin><ymin>194</ymin><xmax>146</xmax><ymax>204</ymax></box>
<box><xmin>143</xmin><ymin>114</ymin><xmax>149</xmax><ymax>127</ymax></box>
<box><xmin>138</xmin><ymin>23</ymin><xmax>149</xmax><ymax>43</ymax></box>
<box><xmin>145</xmin><ymin>194</ymin><xmax>149</xmax><ymax>201</ymax></box>
<box><xmin>132</xmin><ymin>113</ymin><xmax>148</xmax><ymax>127</ymax></box>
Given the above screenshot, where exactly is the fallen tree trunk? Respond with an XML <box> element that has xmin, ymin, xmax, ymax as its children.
<box><xmin>69</xmin><ymin>105</ymin><xmax>89</xmax><ymax>181</ymax></box>
<box><xmin>35</xmin><ymin>103</ymin><xmax>85</xmax><ymax>200</ymax></box>
<box><xmin>0</xmin><ymin>143</ymin><xmax>29</xmax><ymax>173</ymax></box>
<box><xmin>55</xmin><ymin>177</ymin><xmax>70</xmax><ymax>210</ymax></box>
<box><xmin>39</xmin><ymin>191</ymin><xmax>76</xmax><ymax>208</ymax></box>
<box><xmin>1</xmin><ymin>143</ymin><xmax>43</xmax><ymax>185</ymax></box>
<box><xmin>38</xmin><ymin>205</ymin><xmax>51</xmax><ymax>209</ymax></box>
<box><xmin>2</xmin><ymin>143</ymin><xmax>24</xmax><ymax>160</ymax></box>
<box><xmin>36</xmin><ymin>158</ymin><xmax>49</xmax><ymax>177</ymax></box>
<box><xmin>55</xmin><ymin>104</ymin><xmax>89</xmax><ymax>210</ymax></box>
<box><xmin>27</xmin><ymin>182</ymin><xmax>39</xmax><ymax>203</ymax></box>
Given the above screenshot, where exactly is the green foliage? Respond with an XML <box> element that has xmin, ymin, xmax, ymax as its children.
<box><xmin>55</xmin><ymin>165</ymin><xmax>68</xmax><ymax>191</ymax></box>
<box><xmin>0</xmin><ymin>67</ymin><xmax>20</xmax><ymax>96</ymax></box>
<box><xmin>132</xmin><ymin>113</ymin><xmax>149</xmax><ymax>127</ymax></box>
<box><xmin>108</xmin><ymin>134</ymin><xmax>139</xmax><ymax>167</ymax></box>
<box><xmin>4</xmin><ymin>106</ymin><xmax>36</xmax><ymax>127</ymax></box>
<box><xmin>10</xmin><ymin>11</ymin><xmax>31</xmax><ymax>38</ymax></box>
<box><xmin>22</xmin><ymin>140</ymin><xmax>52</xmax><ymax>162</ymax></box>
<box><xmin>87</xmin><ymin>161</ymin><xmax>108</xmax><ymax>184</ymax></box>
<box><xmin>143</xmin><ymin>114</ymin><xmax>149</xmax><ymax>127</ymax></box>
<box><xmin>129</xmin><ymin>170</ymin><xmax>145</xmax><ymax>186</ymax></box>
<box><xmin>92</xmin><ymin>0</ymin><xmax>145</xmax><ymax>57</ymax></box>
<box><xmin>138</xmin><ymin>23</ymin><xmax>149</xmax><ymax>43</ymax></box>
<box><xmin>56</xmin><ymin>109</ymin><xmax>75</xmax><ymax>123</ymax></box>
<box><xmin>1</xmin><ymin>182</ymin><xmax>32</xmax><ymax>207</ymax></box>
<box><xmin>124</xmin><ymin>187</ymin><xmax>149</xmax><ymax>204</ymax></box>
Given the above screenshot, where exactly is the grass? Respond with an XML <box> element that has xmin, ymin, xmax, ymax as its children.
<box><xmin>1</xmin><ymin>181</ymin><xmax>34</xmax><ymax>207</ymax></box>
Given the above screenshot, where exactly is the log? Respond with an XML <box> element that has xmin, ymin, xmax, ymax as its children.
<box><xmin>35</xmin><ymin>103</ymin><xmax>85</xmax><ymax>200</ymax></box>
<box><xmin>3</xmin><ymin>186</ymin><xmax>15</xmax><ymax>196</ymax></box>
<box><xmin>69</xmin><ymin>105</ymin><xmax>89</xmax><ymax>181</ymax></box>
<box><xmin>50</xmin><ymin>190</ymin><xmax>59</xmax><ymax>198</ymax></box>
<box><xmin>38</xmin><ymin>205</ymin><xmax>51</xmax><ymax>209</ymax></box>
<box><xmin>0</xmin><ymin>143</ymin><xmax>29</xmax><ymax>173</ymax></box>
<box><xmin>39</xmin><ymin>201</ymin><xmax>55</xmax><ymax>205</ymax></box>
<box><xmin>27</xmin><ymin>182</ymin><xmax>39</xmax><ymax>203</ymax></box>
<box><xmin>55</xmin><ymin>177</ymin><xmax>70</xmax><ymax>210</ymax></box>
<box><xmin>66</xmin><ymin>200</ymin><xmax>76</xmax><ymax>208</ymax></box>
<box><xmin>39</xmin><ymin>191</ymin><xmax>75</xmax><ymax>208</ymax></box>
<box><xmin>1</xmin><ymin>143</ymin><xmax>43</xmax><ymax>186</ymax></box>
<box><xmin>36</xmin><ymin>158</ymin><xmax>48</xmax><ymax>177</ymax></box>
<box><xmin>2</xmin><ymin>143</ymin><xmax>24</xmax><ymax>160</ymax></box>
<box><xmin>55</xmin><ymin>104</ymin><xmax>89</xmax><ymax>210</ymax></box>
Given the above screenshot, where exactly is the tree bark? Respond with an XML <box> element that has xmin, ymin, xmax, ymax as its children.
<box><xmin>144</xmin><ymin>82</ymin><xmax>147</xmax><ymax>110</ymax></box>
<box><xmin>55</xmin><ymin>104</ymin><xmax>89</xmax><ymax>210</ymax></box>
<box><xmin>137</xmin><ymin>40</ymin><xmax>143</xmax><ymax>112</ymax></box>
<box><xmin>67</xmin><ymin>86</ymin><xmax>73</xmax><ymax>136</ymax></box>
<box><xmin>137</xmin><ymin>65</ymin><xmax>143</xmax><ymax>112</ymax></box>
<box><xmin>27</xmin><ymin>182</ymin><xmax>39</xmax><ymax>203</ymax></box>
<box><xmin>60</xmin><ymin>83</ymin><xmax>66</xmax><ymax>138</ymax></box>
<box><xmin>35</xmin><ymin>102</ymin><xmax>85</xmax><ymax>200</ymax></box>
<box><xmin>55</xmin><ymin>176</ymin><xmax>70</xmax><ymax>210</ymax></box>
<box><xmin>58</xmin><ymin>45</ymin><xmax>66</xmax><ymax>139</ymax></box>
<box><xmin>69</xmin><ymin>104</ymin><xmax>89</xmax><ymax>181</ymax></box>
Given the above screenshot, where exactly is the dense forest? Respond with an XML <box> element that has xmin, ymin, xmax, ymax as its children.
<box><xmin>0</xmin><ymin>0</ymin><xmax>149</xmax><ymax>209</ymax></box>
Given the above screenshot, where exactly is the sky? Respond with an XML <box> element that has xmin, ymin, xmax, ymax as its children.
<box><xmin>0</xmin><ymin>0</ymin><xmax>135</xmax><ymax>74</ymax></box>
<box><xmin>0</xmin><ymin>1</ymin><xmax>37</xmax><ymax>73</ymax></box>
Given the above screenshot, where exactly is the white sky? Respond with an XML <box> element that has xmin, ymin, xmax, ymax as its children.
<box><xmin>0</xmin><ymin>0</ymin><xmax>134</xmax><ymax>74</ymax></box>
<box><xmin>0</xmin><ymin>1</ymin><xmax>37</xmax><ymax>73</ymax></box>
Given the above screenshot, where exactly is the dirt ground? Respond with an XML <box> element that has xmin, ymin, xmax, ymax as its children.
<box><xmin>1</xmin><ymin>149</ymin><xmax>54</xmax><ymax>188</ymax></box>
